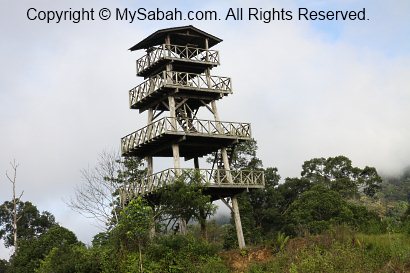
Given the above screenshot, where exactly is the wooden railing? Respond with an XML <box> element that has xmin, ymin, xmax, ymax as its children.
<box><xmin>133</xmin><ymin>168</ymin><xmax>265</xmax><ymax>195</ymax></box>
<box><xmin>136</xmin><ymin>44</ymin><xmax>220</xmax><ymax>75</ymax></box>
<box><xmin>121</xmin><ymin>118</ymin><xmax>251</xmax><ymax>155</ymax></box>
<box><xmin>129</xmin><ymin>71</ymin><xmax>232</xmax><ymax>108</ymax></box>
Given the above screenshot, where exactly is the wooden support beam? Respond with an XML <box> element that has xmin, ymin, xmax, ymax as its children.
<box><xmin>146</xmin><ymin>108</ymin><xmax>154</xmax><ymax>178</ymax></box>
<box><xmin>168</xmin><ymin>96</ymin><xmax>181</xmax><ymax>174</ymax></box>
<box><xmin>201</xmin><ymin>100</ymin><xmax>214</xmax><ymax>114</ymax></box>
<box><xmin>175</xmin><ymin>98</ymin><xmax>188</xmax><ymax>110</ymax></box>
<box><xmin>221</xmin><ymin>198</ymin><xmax>233</xmax><ymax>213</ymax></box>
<box><xmin>153</xmin><ymin>110</ymin><xmax>164</xmax><ymax>120</ymax></box>
<box><xmin>232</xmin><ymin>196</ymin><xmax>246</xmax><ymax>249</ymax></box>
<box><xmin>161</xmin><ymin>101</ymin><xmax>170</xmax><ymax>110</ymax></box>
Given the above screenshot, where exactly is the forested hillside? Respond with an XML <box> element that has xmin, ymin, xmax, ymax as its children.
<box><xmin>1</xmin><ymin>140</ymin><xmax>409</xmax><ymax>272</ymax></box>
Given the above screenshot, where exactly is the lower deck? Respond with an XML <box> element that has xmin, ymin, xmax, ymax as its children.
<box><xmin>131</xmin><ymin>168</ymin><xmax>265</xmax><ymax>201</ymax></box>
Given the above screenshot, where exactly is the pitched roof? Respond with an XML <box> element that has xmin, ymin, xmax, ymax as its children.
<box><xmin>129</xmin><ymin>25</ymin><xmax>222</xmax><ymax>51</ymax></box>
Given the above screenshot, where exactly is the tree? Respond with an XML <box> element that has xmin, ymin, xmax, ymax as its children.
<box><xmin>247</xmin><ymin>168</ymin><xmax>282</xmax><ymax>234</ymax></box>
<box><xmin>4</xmin><ymin>160</ymin><xmax>23</xmax><ymax>250</ymax></box>
<box><xmin>112</xmin><ymin>197</ymin><xmax>153</xmax><ymax>272</ymax></box>
<box><xmin>68</xmin><ymin>151</ymin><xmax>146</xmax><ymax>228</ymax></box>
<box><xmin>284</xmin><ymin>184</ymin><xmax>352</xmax><ymax>235</ymax></box>
<box><xmin>276</xmin><ymin>177</ymin><xmax>312</xmax><ymax>213</ymax></box>
<box><xmin>381</xmin><ymin>167</ymin><xmax>410</xmax><ymax>202</ymax></box>
<box><xmin>301</xmin><ymin>155</ymin><xmax>382</xmax><ymax>198</ymax></box>
<box><xmin>8</xmin><ymin>225</ymin><xmax>78</xmax><ymax>273</ymax></box>
<box><xmin>156</xmin><ymin>171</ymin><xmax>217</xmax><ymax>237</ymax></box>
<box><xmin>229</xmin><ymin>139</ymin><xmax>263</xmax><ymax>170</ymax></box>
<box><xmin>0</xmin><ymin>200</ymin><xmax>55</xmax><ymax>248</ymax></box>
<box><xmin>221</xmin><ymin>140</ymin><xmax>282</xmax><ymax>247</ymax></box>
<box><xmin>36</xmin><ymin>244</ymin><xmax>100</xmax><ymax>273</ymax></box>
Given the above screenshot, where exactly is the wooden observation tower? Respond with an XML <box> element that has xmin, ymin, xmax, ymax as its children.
<box><xmin>121</xmin><ymin>25</ymin><xmax>264</xmax><ymax>248</ymax></box>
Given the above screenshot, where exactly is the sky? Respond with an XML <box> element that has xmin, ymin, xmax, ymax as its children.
<box><xmin>1</xmin><ymin>0</ymin><xmax>409</xmax><ymax>259</ymax></box>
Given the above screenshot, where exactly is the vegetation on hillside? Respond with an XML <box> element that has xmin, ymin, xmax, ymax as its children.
<box><xmin>1</xmin><ymin>140</ymin><xmax>409</xmax><ymax>272</ymax></box>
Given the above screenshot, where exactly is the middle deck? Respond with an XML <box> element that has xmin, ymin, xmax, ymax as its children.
<box><xmin>121</xmin><ymin>117</ymin><xmax>251</xmax><ymax>158</ymax></box>
<box><xmin>129</xmin><ymin>71</ymin><xmax>232</xmax><ymax>112</ymax></box>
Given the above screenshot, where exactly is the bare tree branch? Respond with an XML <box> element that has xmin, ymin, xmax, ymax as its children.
<box><xmin>66</xmin><ymin>150</ymin><xmax>142</xmax><ymax>229</ymax></box>
<box><xmin>5</xmin><ymin>159</ymin><xmax>23</xmax><ymax>250</ymax></box>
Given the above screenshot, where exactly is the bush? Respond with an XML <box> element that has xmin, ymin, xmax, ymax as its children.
<box><xmin>145</xmin><ymin>234</ymin><xmax>226</xmax><ymax>272</ymax></box>
<box><xmin>36</xmin><ymin>244</ymin><xmax>100</xmax><ymax>273</ymax></box>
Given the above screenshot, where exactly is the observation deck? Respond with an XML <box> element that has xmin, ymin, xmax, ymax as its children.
<box><xmin>129</xmin><ymin>71</ymin><xmax>232</xmax><ymax>111</ymax></box>
<box><xmin>130</xmin><ymin>168</ymin><xmax>265</xmax><ymax>200</ymax></box>
<box><xmin>121</xmin><ymin>117</ymin><xmax>251</xmax><ymax>158</ymax></box>
<box><xmin>136</xmin><ymin>44</ymin><xmax>220</xmax><ymax>78</ymax></box>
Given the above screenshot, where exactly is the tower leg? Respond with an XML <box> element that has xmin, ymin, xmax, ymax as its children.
<box><xmin>232</xmin><ymin>196</ymin><xmax>246</xmax><ymax>249</ymax></box>
<box><xmin>179</xmin><ymin>218</ymin><xmax>187</xmax><ymax>235</ymax></box>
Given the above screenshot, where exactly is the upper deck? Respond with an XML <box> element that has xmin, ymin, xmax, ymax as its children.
<box><xmin>136</xmin><ymin>44</ymin><xmax>220</xmax><ymax>78</ymax></box>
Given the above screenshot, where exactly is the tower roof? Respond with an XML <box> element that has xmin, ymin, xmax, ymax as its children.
<box><xmin>129</xmin><ymin>25</ymin><xmax>222</xmax><ymax>51</ymax></box>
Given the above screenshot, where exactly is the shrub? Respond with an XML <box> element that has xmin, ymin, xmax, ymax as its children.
<box><xmin>145</xmin><ymin>234</ymin><xmax>225</xmax><ymax>272</ymax></box>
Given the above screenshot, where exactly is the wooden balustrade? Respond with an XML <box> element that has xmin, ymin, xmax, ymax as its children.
<box><xmin>133</xmin><ymin>168</ymin><xmax>265</xmax><ymax>195</ymax></box>
<box><xmin>136</xmin><ymin>44</ymin><xmax>219</xmax><ymax>75</ymax></box>
<box><xmin>121</xmin><ymin>118</ymin><xmax>251</xmax><ymax>155</ymax></box>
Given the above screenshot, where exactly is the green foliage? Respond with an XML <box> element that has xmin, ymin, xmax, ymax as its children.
<box><xmin>0</xmin><ymin>259</ymin><xmax>8</xmax><ymax>273</ymax></box>
<box><xmin>274</xmin><ymin>232</ymin><xmax>290</xmax><ymax>252</ymax></box>
<box><xmin>381</xmin><ymin>167</ymin><xmax>410</xmax><ymax>202</ymax></box>
<box><xmin>114</xmin><ymin>197</ymin><xmax>153</xmax><ymax>249</ymax></box>
<box><xmin>230</xmin><ymin>139</ymin><xmax>263</xmax><ymax>170</ymax></box>
<box><xmin>301</xmin><ymin>156</ymin><xmax>382</xmax><ymax>198</ymax></box>
<box><xmin>145</xmin><ymin>234</ymin><xmax>227</xmax><ymax>272</ymax></box>
<box><xmin>347</xmin><ymin>204</ymin><xmax>385</xmax><ymax>233</ymax></box>
<box><xmin>157</xmin><ymin>171</ymin><xmax>216</xmax><ymax>227</ymax></box>
<box><xmin>8</xmin><ymin>225</ymin><xmax>78</xmax><ymax>273</ymax></box>
<box><xmin>284</xmin><ymin>185</ymin><xmax>384</xmax><ymax>235</ymax></box>
<box><xmin>224</xmin><ymin>165</ymin><xmax>283</xmax><ymax>248</ymax></box>
<box><xmin>36</xmin><ymin>244</ymin><xmax>100</xmax><ymax>273</ymax></box>
<box><xmin>248</xmin><ymin>230</ymin><xmax>410</xmax><ymax>273</ymax></box>
<box><xmin>107</xmin><ymin>156</ymin><xmax>147</xmax><ymax>227</ymax></box>
<box><xmin>91</xmin><ymin>231</ymin><xmax>111</xmax><ymax>247</ymax></box>
<box><xmin>284</xmin><ymin>185</ymin><xmax>349</xmax><ymax>235</ymax></box>
<box><xmin>0</xmin><ymin>200</ymin><xmax>55</xmax><ymax>247</ymax></box>
<box><xmin>276</xmin><ymin>177</ymin><xmax>312</xmax><ymax>213</ymax></box>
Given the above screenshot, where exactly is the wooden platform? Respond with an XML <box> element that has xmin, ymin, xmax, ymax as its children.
<box><xmin>121</xmin><ymin>118</ymin><xmax>251</xmax><ymax>158</ymax></box>
<box><xmin>129</xmin><ymin>71</ymin><xmax>232</xmax><ymax>112</ymax></box>
<box><xmin>136</xmin><ymin>44</ymin><xmax>219</xmax><ymax>78</ymax></box>
<box><xmin>131</xmin><ymin>168</ymin><xmax>265</xmax><ymax>201</ymax></box>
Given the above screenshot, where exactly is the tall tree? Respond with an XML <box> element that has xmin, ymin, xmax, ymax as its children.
<box><xmin>301</xmin><ymin>155</ymin><xmax>382</xmax><ymax>198</ymax></box>
<box><xmin>0</xmin><ymin>201</ymin><xmax>55</xmax><ymax>248</ymax></box>
<box><xmin>113</xmin><ymin>198</ymin><xmax>153</xmax><ymax>272</ymax></box>
<box><xmin>4</xmin><ymin>160</ymin><xmax>23</xmax><ymax>250</ymax></box>
<box><xmin>230</xmin><ymin>139</ymin><xmax>263</xmax><ymax>170</ymax></box>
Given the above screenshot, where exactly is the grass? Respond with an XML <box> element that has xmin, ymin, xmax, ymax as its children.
<box><xmin>242</xmin><ymin>229</ymin><xmax>410</xmax><ymax>273</ymax></box>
